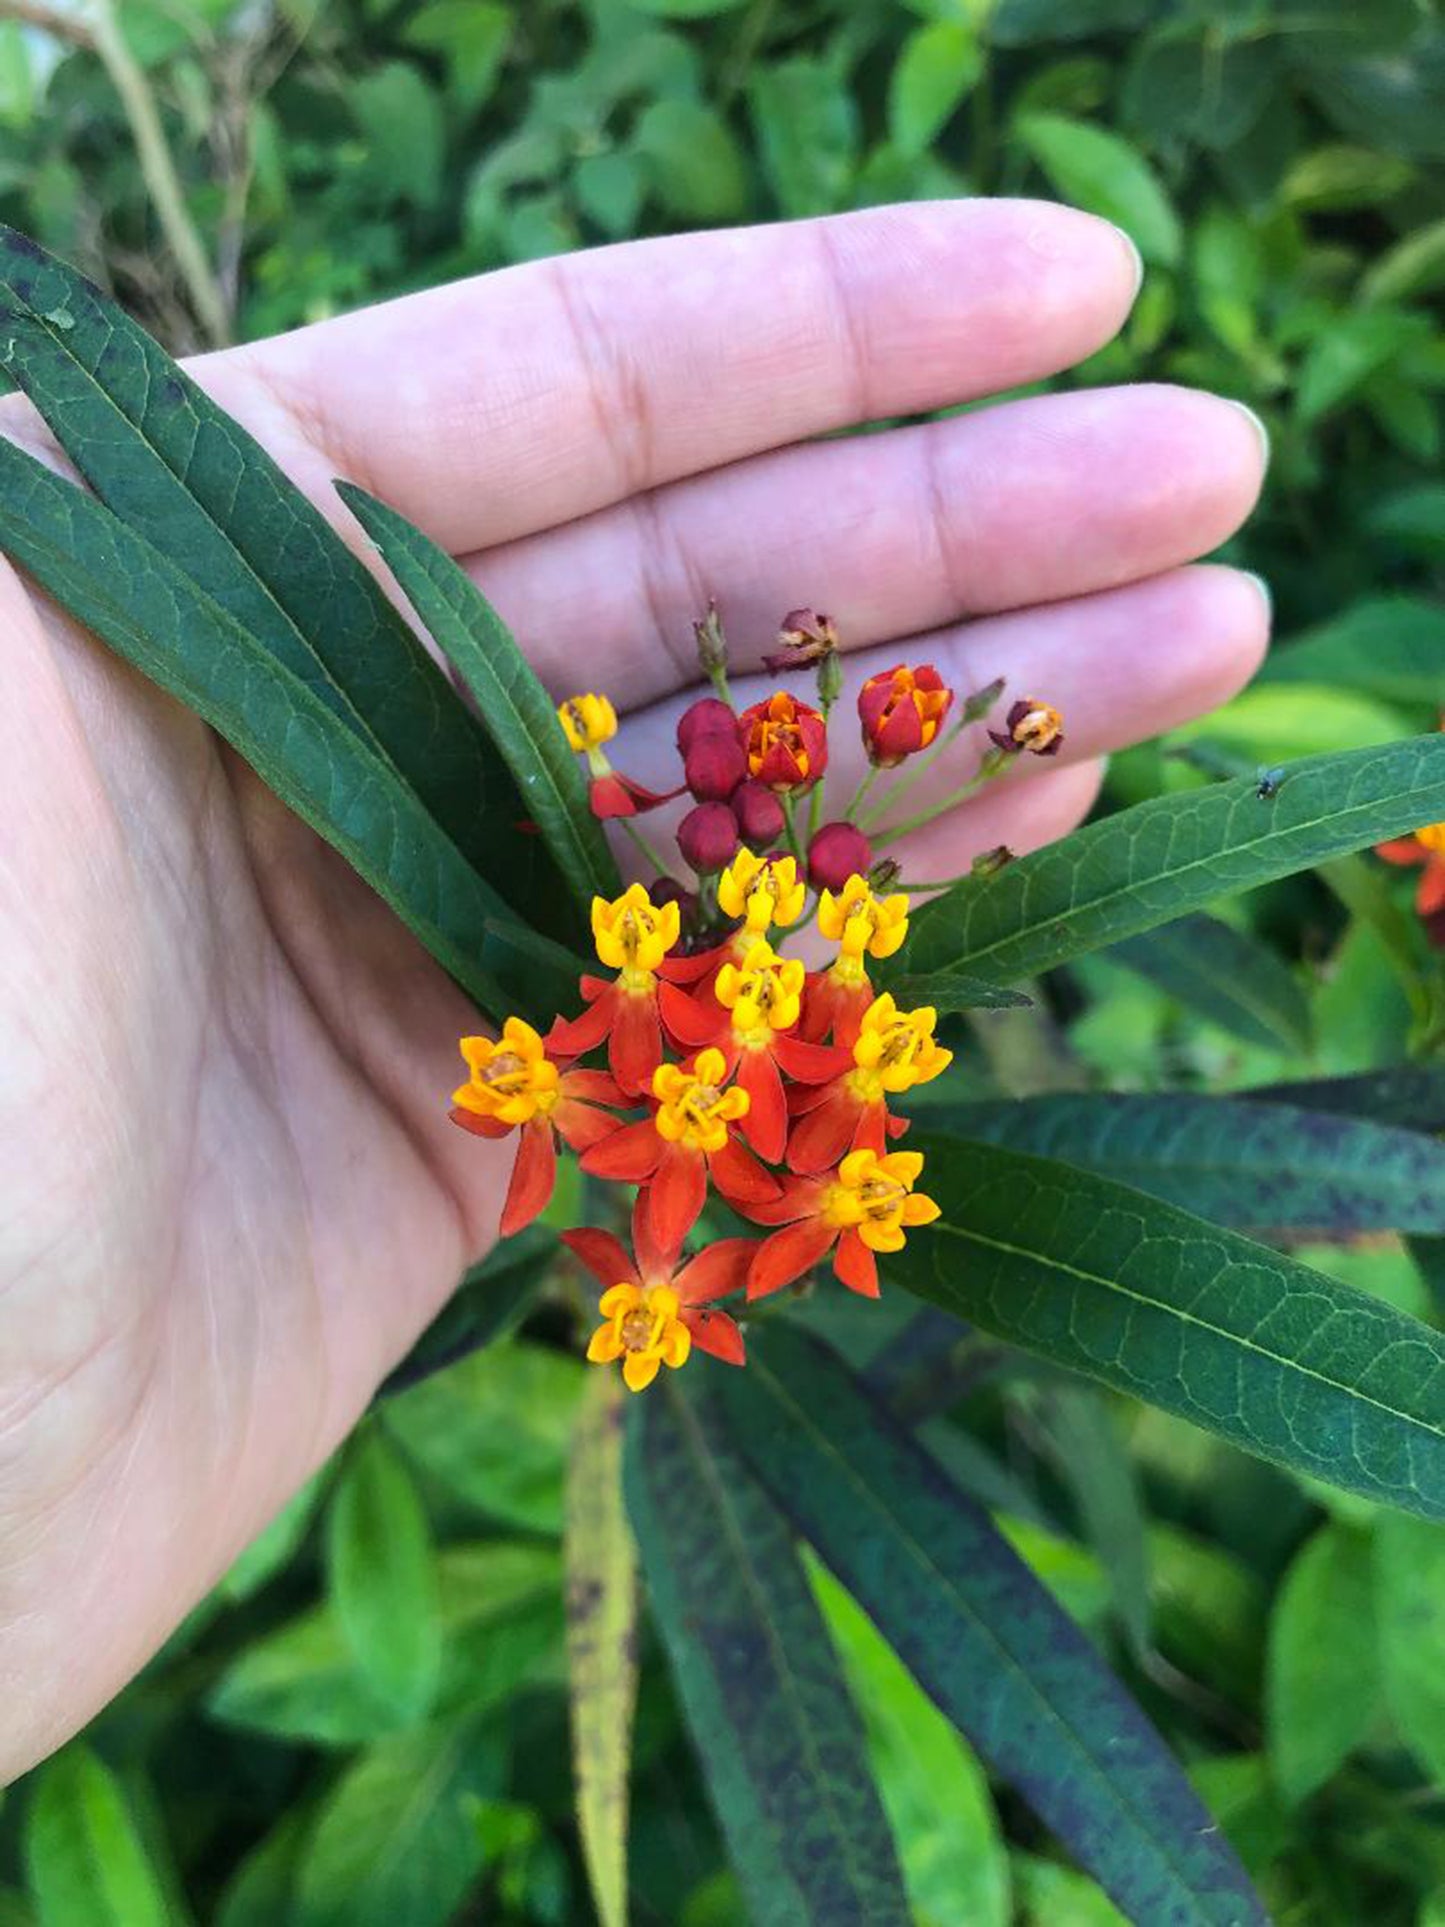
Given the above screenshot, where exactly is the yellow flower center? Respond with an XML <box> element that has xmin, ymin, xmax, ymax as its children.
<box><xmin>453</xmin><ymin>1018</ymin><xmax>559</xmax><ymax>1126</ymax></box>
<box><xmin>847</xmin><ymin>994</ymin><xmax>953</xmax><ymax>1102</ymax></box>
<box><xmin>593</xmin><ymin>883</ymin><xmax>682</xmax><ymax>986</ymax></box>
<box><xmin>817</xmin><ymin>876</ymin><xmax>910</xmax><ymax>962</ymax></box>
<box><xmin>820</xmin><ymin>1147</ymin><xmax>941</xmax><ymax>1253</ymax></box>
<box><xmin>715</xmin><ymin>942</ymin><xmax>805</xmax><ymax>1047</ymax></box>
<box><xmin>653</xmin><ymin>1049</ymin><xmax>750</xmax><ymax>1153</ymax></box>
<box><xmin>1418</xmin><ymin>822</ymin><xmax>1445</xmax><ymax>855</ymax></box>
<box><xmin>718</xmin><ymin>850</ymin><xmax>806</xmax><ymax>935</ymax></box>
<box><xmin>587</xmin><ymin>1280</ymin><xmax>692</xmax><ymax>1393</ymax></box>
<box><xmin>558</xmin><ymin>692</ymin><xmax>618</xmax><ymax>753</ymax></box>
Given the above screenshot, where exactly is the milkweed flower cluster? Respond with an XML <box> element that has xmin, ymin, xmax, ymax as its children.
<box><xmin>451</xmin><ymin>605</ymin><xmax>1064</xmax><ymax>1392</ymax></box>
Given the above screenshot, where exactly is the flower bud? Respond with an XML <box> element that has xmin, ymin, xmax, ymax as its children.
<box><xmin>677</xmin><ymin>697</ymin><xmax>739</xmax><ymax>755</ymax></box>
<box><xmin>648</xmin><ymin>875</ymin><xmax>699</xmax><ymax>934</ymax></box>
<box><xmin>738</xmin><ymin>692</ymin><xmax>828</xmax><ymax>794</ymax></box>
<box><xmin>677</xmin><ymin>801</ymin><xmax>741</xmax><ymax>875</ymax></box>
<box><xmin>858</xmin><ymin>664</ymin><xmax>953</xmax><ymax>766</ymax></box>
<box><xmin>684</xmin><ymin>727</ymin><xmax>748</xmax><ymax>801</ymax></box>
<box><xmin>732</xmin><ymin>779</ymin><xmax>786</xmax><ymax>850</ymax></box>
<box><xmin>693</xmin><ymin>601</ymin><xmax>729</xmax><ymax>681</ymax></box>
<box><xmin>808</xmin><ymin>821</ymin><xmax>873</xmax><ymax>894</ymax></box>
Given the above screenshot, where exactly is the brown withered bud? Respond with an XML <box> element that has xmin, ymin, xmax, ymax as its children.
<box><xmin>677</xmin><ymin>801</ymin><xmax>742</xmax><ymax>875</ymax></box>
<box><xmin>732</xmin><ymin>778</ymin><xmax>786</xmax><ymax>851</ymax></box>
<box><xmin>807</xmin><ymin>821</ymin><xmax>873</xmax><ymax>893</ymax></box>
<box><xmin>693</xmin><ymin>601</ymin><xmax>729</xmax><ymax>681</ymax></box>
<box><xmin>970</xmin><ymin>845</ymin><xmax>1015</xmax><ymax>877</ymax></box>
<box><xmin>960</xmin><ymin>676</ymin><xmax>1006</xmax><ymax>725</ymax></box>
<box><xmin>869</xmin><ymin>857</ymin><xmax>903</xmax><ymax>893</ymax></box>
<box><xmin>762</xmin><ymin>607</ymin><xmax>839</xmax><ymax>674</ymax></box>
<box><xmin>989</xmin><ymin>699</ymin><xmax>1065</xmax><ymax>758</ymax></box>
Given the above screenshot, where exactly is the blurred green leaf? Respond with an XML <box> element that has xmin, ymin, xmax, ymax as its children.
<box><xmin>352</xmin><ymin>61</ymin><xmax>446</xmax><ymax>208</ymax></box>
<box><xmin>575</xmin><ymin>151</ymin><xmax>645</xmax><ymax>236</ymax></box>
<box><xmin>379</xmin><ymin>1225</ymin><xmax>558</xmax><ymax>1398</ymax></box>
<box><xmin>1011</xmin><ymin>1854</ymin><xmax>1126</xmax><ymax>1925</ymax></box>
<box><xmin>1364</xmin><ymin>217</ymin><xmax>1445</xmax><ymax>305</ymax></box>
<box><xmin>23</xmin><ymin>1749</ymin><xmax>169</xmax><ymax>1927</ymax></box>
<box><xmin>1122</xmin><ymin>28</ymin><xmax>1277</xmax><ymax>152</ymax></box>
<box><xmin>634</xmin><ymin>98</ymin><xmax>748</xmax><ymax>222</ymax></box>
<box><xmin>1259</xmin><ymin>596</ymin><xmax>1445</xmax><ymax>707</ymax></box>
<box><xmin>1375</xmin><ymin>1513</ymin><xmax>1445</xmax><ymax>1786</ymax></box>
<box><xmin>626</xmin><ymin>0</ymin><xmax>745</xmax><ymax>13</ymax></box>
<box><xmin>1015</xmin><ymin>112</ymin><xmax>1180</xmax><ymax>265</ymax></box>
<box><xmin>750</xmin><ymin>58</ymin><xmax>858</xmax><ymax>218</ymax></box>
<box><xmin>1030</xmin><ymin>1384</ymin><xmax>1150</xmax><ymax>1656</ymax></box>
<box><xmin>1297</xmin><ymin>308</ymin><xmax>1435</xmax><ymax>422</ymax></box>
<box><xmin>889</xmin><ymin>23</ymin><xmax>981</xmax><ymax>159</ymax></box>
<box><xmin>1267</xmin><ymin>1523</ymin><xmax>1380</xmax><ymax>1805</ymax></box>
<box><xmin>565</xmin><ymin>1372</ymin><xmax>636</xmax><ymax>1927</ymax></box>
<box><xmin>404</xmin><ymin>1</ymin><xmax>512</xmax><ymax>110</ymax></box>
<box><xmin>217</xmin><ymin>1472</ymin><xmax>324</xmax><ymax>1604</ymax></box>
<box><xmin>1367</xmin><ymin>483</ymin><xmax>1445</xmax><ymax>556</ymax></box>
<box><xmin>894</xmin><ymin>1134</ymin><xmax>1445</xmax><ymax>1518</ymax></box>
<box><xmin>1109</xmin><ymin>911</ymin><xmax>1311</xmax><ymax>1053</ymax></box>
<box><xmin>627</xmin><ymin>1382</ymin><xmax>911</xmax><ymax>1927</ymax></box>
<box><xmin>1282</xmin><ymin>143</ymin><xmax>1414</xmax><ymax>211</ymax></box>
<box><xmin>0</xmin><ymin>24</ymin><xmax>31</xmax><ymax>130</ymax></box>
<box><xmin>327</xmin><ymin>1429</ymin><xmax>442</xmax><ymax>1719</ymax></box>
<box><xmin>990</xmin><ymin>0</ymin><xmax>1150</xmax><ymax>44</ymax></box>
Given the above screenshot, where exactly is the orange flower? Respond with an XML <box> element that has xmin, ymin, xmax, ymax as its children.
<box><xmin>580</xmin><ymin>1048</ymin><xmax>779</xmax><ymax>1259</ymax></box>
<box><xmin>801</xmin><ymin>874</ymin><xmax>911</xmax><ymax>1046</ymax></box>
<box><xmin>737</xmin><ymin>691</ymin><xmax>828</xmax><ymax>793</ymax></box>
<box><xmin>1378</xmin><ymin>822</ymin><xmax>1445</xmax><ymax>920</ymax></box>
<box><xmin>787</xmin><ymin>992</ymin><xmax>951</xmax><ymax>1172</ymax></box>
<box><xmin>451</xmin><ymin>1018</ymin><xmax>624</xmax><ymax>1235</ymax></box>
<box><xmin>547</xmin><ymin>884</ymin><xmax>701</xmax><ymax>1096</ymax></box>
<box><xmin>857</xmin><ymin>664</ymin><xmax>953</xmax><ymax>765</ymax></box>
<box><xmin>567</xmin><ymin>1197</ymin><xmax>750</xmax><ymax>1392</ymax></box>
<box><xmin>745</xmin><ymin>1148</ymin><xmax>940</xmax><ymax>1300</ymax></box>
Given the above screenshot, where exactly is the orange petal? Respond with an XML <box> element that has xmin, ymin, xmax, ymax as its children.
<box><xmin>500</xmin><ymin>1120</ymin><xmax>557</xmax><ymax>1237</ymax></box>
<box><xmin>786</xmin><ymin>1083</ymin><xmax>862</xmax><ymax>1174</ymax></box>
<box><xmin>631</xmin><ymin>1191</ymin><xmax>670</xmax><ymax>1283</ymax></box>
<box><xmin>659</xmin><ymin>978</ymin><xmax>725</xmax><ymax>1050</ymax></box>
<box><xmin>772</xmin><ymin>1031</ymin><xmax>852</xmax><ymax>1084</ymax></box>
<box><xmin>562</xmin><ymin>1067</ymin><xmax>630</xmax><ymax>1106</ymax></box>
<box><xmin>648</xmin><ymin>1142</ymin><xmax>708</xmax><ymax>1263</ymax></box>
<box><xmin>611</xmin><ymin>989</ymin><xmax>663</xmax><ymax>1097</ymax></box>
<box><xmin>581</xmin><ymin>1117</ymin><xmax>663</xmax><ymax>1182</ymax></box>
<box><xmin>746</xmin><ymin>1220</ymin><xmax>838</xmax><ymax>1300</ymax></box>
<box><xmin>709</xmin><ymin>1134</ymin><xmax>783</xmax><ymax>1207</ymax></box>
<box><xmin>547</xmin><ymin>991</ymin><xmax>616</xmax><ymax>1059</ymax></box>
<box><xmin>562</xmin><ymin>1227</ymin><xmax>636</xmax><ymax>1291</ymax></box>
<box><xmin>1377</xmin><ymin>837</ymin><xmax>1428</xmax><ymax>867</ymax></box>
<box><xmin>737</xmin><ymin>1049</ymin><xmax>787</xmax><ymax>1163</ymax></box>
<box><xmin>554</xmin><ymin>1097</ymin><xmax>623</xmax><ymax>1154</ymax></box>
<box><xmin>733</xmin><ymin>1172</ymin><xmax>826</xmax><ymax>1228</ymax></box>
<box><xmin>677</xmin><ymin>1238</ymin><xmax>757</xmax><ymax>1306</ymax></box>
<box><xmin>683</xmin><ymin>1306</ymin><xmax>746</xmax><ymax>1366</ymax></box>
<box><xmin>449</xmin><ymin>1107</ymin><xmax>513</xmax><ymax>1140</ymax></box>
<box><xmin>1420</xmin><ymin>858</ymin><xmax>1445</xmax><ymax>917</ymax></box>
<box><xmin>852</xmin><ymin>1100</ymin><xmax>888</xmax><ymax>1157</ymax></box>
<box><xmin>833</xmin><ymin>1229</ymin><xmax>880</xmax><ymax>1298</ymax></box>
<box><xmin>659</xmin><ymin>941</ymin><xmax>731</xmax><ymax>986</ymax></box>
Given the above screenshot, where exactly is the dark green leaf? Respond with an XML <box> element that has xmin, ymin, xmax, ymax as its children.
<box><xmin>1267</xmin><ymin>1524</ymin><xmax>1380</xmax><ymax>1805</ymax></box>
<box><xmin>895</xmin><ymin>1135</ymin><xmax>1445</xmax><ymax>1518</ymax></box>
<box><xmin>897</xmin><ymin>738</ymin><xmax>1445</xmax><ymax>988</ymax></box>
<box><xmin>721</xmin><ymin>1329</ymin><xmax>1264</xmax><ymax>1925</ymax></box>
<box><xmin>1122</xmin><ymin>29</ymin><xmax>1278</xmax><ymax>153</ymax></box>
<box><xmin>1108</xmin><ymin>912</ymin><xmax>1311</xmax><ymax>1053</ymax></box>
<box><xmin>1375</xmin><ymin>1513</ymin><xmax>1445</xmax><ymax>1787</ymax></box>
<box><xmin>378</xmin><ymin>1226</ymin><xmax>558</xmax><ymax>1398</ymax></box>
<box><xmin>886</xmin><ymin>970</ymin><xmax>1031</xmax><ymax>1012</ymax></box>
<box><xmin>1247</xmin><ymin>1063</ymin><xmax>1445</xmax><ymax>1134</ymax></box>
<box><xmin>337</xmin><ymin>482</ymin><xmax>619</xmax><ymax>915</ymax></box>
<box><xmin>326</xmin><ymin>1428</ymin><xmax>442</xmax><ymax>1718</ymax></box>
<box><xmin>889</xmin><ymin>23</ymin><xmax>981</xmax><ymax>158</ymax></box>
<box><xmin>0</xmin><ymin>229</ymin><xmax>577</xmax><ymax>943</ymax></box>
<box><xmin>351</xmin><ymin>61</ymin><xmax>446</xmax><ymax>209</ymax></box>
<box><xmin>1363</xmin><ymin>217</ymin><xmax>1445</xmax><ymax>304</ymax></box>
<box><xmin>626</xmin><ymin>1382</ymin><xmax>910</xmax><ymax>1927</ymax></box>
<box><xmin>1014</xmin><ymin>113</ymin><xmax>1181</xmax><ymax>265</ymax></box>
<box><xmin>750</xmin><ymin>58</ymin><xmax>859</xmax><ymax>219</ymax></box>
<box><xmin>23</xmin><ymin>1749</ymin><xmax>168</xmax><ymax>1927</ymax></box>
<box><xmin>990</xmin><ymin>0</ymin><xmax>1150</xmax><ymax>45</ymax></box>
<box><xmin>0</xmin><ymin>436</ymin><xmax>576</xmax><ymax>1024</ymax></box>
<box><xmin>1258</xmin><ymin>596</ymin><xmax>1445</xmax><ymax>708</ymax></box>
<box><xmin>1030</xmin><ymin>1384</ymin><xmax>1151</xmax><ymax>1656</ymax></box>
<box><xmin>927</xmin><ymin>1092</ymin><xmax>1445</xmax><ymax>1234</ymax></box>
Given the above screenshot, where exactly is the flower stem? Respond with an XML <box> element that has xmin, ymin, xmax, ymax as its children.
<box><xmin>872</xmin><ymin>753</ymin><xmax>1011</xmax><ymax>849</ymax></box>
<box><xmin>780</xmin><ymin>793</ymin><xmax>807</xmax><ymax>867</ymax></box>
<box><xmin>857</xmin><ymin>721</ymin><xmax>969</xmax><ymax>832</ymax></box>
<box><xmin>620</xmin><ymin>817</ymin><xmax>671</xmax><ymax>879</ymax></box>
<box><xmin>847</xmin><ymin>761</ymin><xmax>886</xmax><ymax>826</ymax></box>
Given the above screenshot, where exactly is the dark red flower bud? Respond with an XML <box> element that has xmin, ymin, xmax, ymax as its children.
<box><xmin>678</xmin><ymin>801</ymin><xmax>741</xmax><ymax>875</ymax></box>
<box><xmin>858</xmin><ymin>664</ymin><xmax>954</xmax><ymax>767</ymax></box>
<box><xmin>677</xmin><ymin>697</ymin><xmax>739</xmax><ymax>755</ymax></box>
<box><xmin>732</xmin><ymin>779</ymin><xmax>786</xmax><ymax>851</ymax></box>
<box><xmin>807</xmin><ymin>821</ymin><xmax>873</xmax><ymax>893</ymax></box>
<box><xmin>738</xmin><ymin>692</ymin><xmax>828</xmax><ymax>794</ymax></box>
<box><xmin>684</xmin><ymin>727</ymin><xmax>748</xmax><ymax>801</ymax></box>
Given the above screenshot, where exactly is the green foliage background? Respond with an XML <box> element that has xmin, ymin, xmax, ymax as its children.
<box><xmin>3</xmin><ymin>1</ymin><xmax>1445</xmax><ymax>1922</ymax></box>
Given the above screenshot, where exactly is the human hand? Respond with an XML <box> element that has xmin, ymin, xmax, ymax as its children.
<box><xmin>0</xmin><ymin>200</ymin><xmax>1268</xmax><ymax>1779</ymax></box>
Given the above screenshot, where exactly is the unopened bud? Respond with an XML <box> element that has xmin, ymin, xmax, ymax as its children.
<box><xmin>808</xmin><ymin>821</ymin><xmax>873</xmax><ymax>893</ymax></box>
<box><xmin>677</xmin><ymin>801</ymin><xmax>741</xmax><ymax>875</ymax></box>
<box><xmin>684</xmin><ymin>728</ymin><xmax>747</xmax><ymax>802</ymax></box>
<box><xmin>961</xmin><ymin>677</ymin><xmax>1006</xmax><ymax>725</ymax></box>
<box><xmin>970</xmin><ymin>844</ymin><xmax>1015</xmax><ymax>877</ymax></box>
<box><xmin>732</xmin><ymin>779</ymin><xmax>786</xmax><ymax>851</ymax></box>
<box><xmin>677</xmin><ymin>696</ymin><xmax>739</xmax><ymax>755</ymax></box>
<box><xmin>693</xmin><ymin>601</ymin><xmax>729</xmax><ymax>679</ymax></box>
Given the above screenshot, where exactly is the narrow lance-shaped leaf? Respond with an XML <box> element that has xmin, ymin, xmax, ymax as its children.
<box><xmin>0</xmin><ymin>228</ymin><xmax>580</xmax><ymax>943</ymax></box>
<box><xmin>338</xmin><ymin>482</ymin><xmax>620</xmax><ymax>912</ymax></box>
<box><xmin>893</xmin><ymin>1134</ymin><xmax>1445</xmax><ymax>1519</ymax></box>
<box><xmin>897</xmin><ymin>737</ymin><xmax>1445</xmax><ymax>986</ymax></box>
<box><xmin>721</xmin><ymin>1329</ymin><xmax>1265</xmax><ymax>1926</ymax></box>
<box><xmin>625</xmin><ymin>1382</ymin><xmax>910</xmax><ymax>1927</ymax></box>
<box><xmin>927</xmin><ymin>1092</ymin><xmax>1445</xmax><ymax>1235</ymax></box>
<box><xmin>1244</xmin><ymin>1062</ymin><xmax>1445</xmax><ymax>1134</ymax></box>
<box><xmin>0</xmin><ymin>435</ymin><xmax>578</xmax><ymax>1025</ymax></box>
<box><xmin>1107</xmin><ymin>911</ymin><xmax>1311</xmax><ymax>1053</ymax></box>
<box><xmin>23</xmin><ymin>1747</ymin><xmax>170</xmax><ymax>1927</ymax></box>
<box><xmin>565</xmin><ymin>1371</ymin><xmax>637</xmax><ymax>1927</ymax></box>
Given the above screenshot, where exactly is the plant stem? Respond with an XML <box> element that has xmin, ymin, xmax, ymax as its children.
<box><xmin>620</xmin><ymin>817</ymin><xmax>670</xmax><ymax>880</ymax></box>
<box><xmin>847</xmin><ymin>761</ymin><xmax>885</xmax><ymax>826</ymax></box>
<box><xmin>780</xmin><ymin>793</ymin><xmax>807</xmax><ymax>867</ymax></box>
<box><xmin>857</xmin><ymin>720</ymin><xmax>967</xmax><ymax>832</ymax></box>
<box><xmin>86</xmin><ymin>0</ymin><xmax>231</xmax><ymax>348</ymax></box>
<box><xmin>872</xmin><ymin>760</ymin><xmax>1010</xmax><ymax>849</ymax></box>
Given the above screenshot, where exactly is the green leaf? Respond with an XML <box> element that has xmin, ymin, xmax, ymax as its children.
<box><xmin>626</xmin><ymin>1382</ymin><xmax>910</xmax><ymax>1927</ymax></box>
<box><xmin>897</xmin><ymin>737</ymin><xmax>1445</xmax><ymax>988</ymax></box>
<box><xmin>810</xmin><ymin>1564</ymin><xmax>1011</xmax><ymax>1927</ymax></box>
<box><xmin>1363</xmin><ymin>216</ymin><xmax>1445</xmax><ymax>304</ymax></box>
<box><xmin>293</xmin><ymin>1718</ymin><xmax>504</xmax><ymax>1927</ymax></box>
<box><xmin>1258</xmin><ymin>596</ymin><xmax>1445</xmax><ymax>708</ymax></box>
<box><xmin>625</xmin><ymin>0</ymin><xmax>745</xmax><ymax>13</ymax></box>
<box><xmin>889</xmin><ymin>23</ymin><xmax>981</xmax><ymax>159</ymax></box>
<box><xmin>23</xmin><ymin>1748</ymin><xmax>169</xmax><ymax>1927</ymax></box>
<box><xmin>930</xmin><ymin>1091</ymin><xmax>1445</xmax><ymax>1236</ymax></box>
<box><xmin>1030</xmin><ymin>1384</ymin><xmax>1151</xmax><ymax>1656</ymax></box>
<box><xmin>1296</xmin><ymin>308</ymin><xmax>1433</xmax><ymax>423</ymax></box>
<box><xmin>385</xmin><ymin>1339</ymin><xmax>583</xmax><ymax>1534</ymax></box>
<box><xmin>404</xmin><ymin>1</ymin><xmax>512</xmax><ymax>111</ymax></box>
<box><xmin>0</xmin><ymin>229</ymin><xmax>576</xmax><ymax>944</ymax></box>
<box><xmin>1107</xmin><ymin>912</ymin><xmax>1311</xmax><ymax>1053</ymax></box>
<box><xmin>1170</xmin><ymin>683</ymin><xmax>1414</xmax><ymax>762</ymax></box>
<box><xmin>721</xmin><ymin>1329</ymin><xmax>1264</xmax><ymax>1925</ymax></box>
<box><xmin>1122</xmin><ymin>30</ymin><xmax>1278</xmax><ymax>153</ymax></box>
<box><xmin>633</xmin><ymin>99</ymin><xmax>748</xmax><ymax>222</ymax></box>
<box><xmin>1249</xmin><ymin>1063</ymin><xmax>1445</xmax><ymax>1134</ymax></box>
<box><xmin>208</xmin><ymin>1542</ymin><xmax>561</xmax><ymax>1747</ymax></box>
<box><xmin>565</xmin><ymin>1372</ymin><xmax>637</xmax><ymax>1927</ymax></box>
<box><xmin>1375</xmin><ymin>1513</ymin><xmax>1445</xmax><ymax>1786</ymax></box>
<box><xmin>352</xmin><ymin>62</ymin><xmax>446</xmax><ymax>209</ymax></box>
<box><xmin>1014</xmin><ymin>113</ymin><xmax>1181</xmax><ymax>265</ymax></box>
<box><xmin>337</xmin><ymin>482</ymin><xmax>619</xmax><ymax>914</ymax></box>
<box><xmin>327</xmin><ymin>1428</ymin><xmax>442</xmax><ymax>1719</ymax></box>
<box><xmin>1267</xmin><ymin>1524</ymin><xmax>1380</xmax><ymax>1805</ymax></box>
<box><xmin>750</xmin><ymin>57</ymin><xmax>859</xmax><ymax>219</ymax></box>
<box><xmin>216</xmin><ymin>1472</ymin><xmax>324</xmax><ymax>1603</ymax></box>
<box><xmin>894</xmin><ymin>1135</ymin><xmax>1445</xmax><ymax>1518</ymax></box>
<box><xmin>0</xmin><ymin>436</ymin><xmax>576</xmax><ymax>1025</ymax></box>
<box><xmin>379</xmin><ymin>1224</ymin><xmax>558</xmax><ymax>1398</ymax></box>
<box><xmin>990</xmin><ymin>0</ymin><xmax>1150</xmax><ymax>44</ymax></box>
<box><xmin>886</xmin><ymin>970</ymin><xmax>1031</xmax><ymax>1012</ymax></box>
<box><xmin>1282</xmin><ymin>143</ymin><xmax>1414</xmax><ymax>211</ymax></box>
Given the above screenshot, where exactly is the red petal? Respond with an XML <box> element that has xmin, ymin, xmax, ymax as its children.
<box><xmin>632</xmin><ymin>1190</ymin><xmax>670</xmax><ymax>1282</ymax></box>
<box><xmin>500</xmin><ymin>1121</ymin><xmax>557</xmax><ymax>1237</ymax></box>
<box><xmin>1377</xmin><ymin>837</ymin><xmax>1427</xmax><ymax>867</ymax></box>
<box><xmin>852</xmin><ymin>1100</ymin><xmax>888</xmax><ymax>1157</ymax></box>
<box><xmin>548</xmin><ymin>989</ymin><xmax>616</xmax><ymax>1059</ymax></box>
<box><xmin>554</xmin><ymin>1098</ymin><xmax>623</xmax><ymax>1153</ymax></box>
<box><xmin>709</xmin><ymin>1134</ymin><xmax>782</xmax><ymax>1207</ymax></box>
<box><xmin>886</xmin><ymin>1112</ymin><xmax>910</xmax><ymax>1141</ymax></box>
<box><xmin>561</xmin><ymin>1067</ymin><xmax>629</xmax><ymax>1106</ymax></box>
<box><xmin>581</xmin><ymin>1117</ymin><xmax>662</xmax><ymax>1182</ymax></box>
<box><xmin>682</xmin><ymin>1306</ymin><xmax>746</xmax><ymax>1365</ymax></box>
<box><xmin>591</xmin><ymin>772</ymin><xmax>686</xmax><ymax>818</ymax></box>
<box><xmin>787</xmin><ymin>1083</ymin><xmax>862</xmax><ymax>1174</ymax></box>
<box><xmin>649</xmin><ymin>1142</ymin><xmax>707</xmax><ymax>1261</ymax></box>
<box><xmin>747</xmin><ymin>1220</ymin><xmax>838</xmax><ymax>1300</ymax></box>
<box><xmin>737</xmin><ymin>1049</ymin><xmax>787</xmax><ymax>1162</ymax></box>
<box><xmin>833</xmin><ymin>1230</ymin><xmax>880</xmax><ymax>1298</ymax></box>
<box><xmin>659</xmin><ymin>978</ymin><xmax>724</xmax><ymax>1049</ymax></box>
<box><xmin>659</xmin><ymin>941</ymin><xmax>732</xmax><ymax>986</ymax></box>
<box><xmin>772</xmin><ymin>1031</ymin><xmax>852</xmax><ymax>1084</ymax></box>
<box><xmin>676</xmin><ymin>1238</ymin><xmax>757</xmax><ymax>1306</ymax></box>
<box><xmin>450</xmin><ymin>1107</ymin><xmax>513</xmax><ymax>1140</ymax></box>
<box><xmin>1421</xmin><ymin>859</ymin><xmax>1445</xmax><ymax>917</ymax></box>
<box><xmin>562</xmin><ymin>1227</ymin><xmax>635</xmax><ymax>1290</ymax></box>
<box><xmin>611</xmin><ymin>989</ymin><xmax>662</xmax><ymax>1097</ymax></box>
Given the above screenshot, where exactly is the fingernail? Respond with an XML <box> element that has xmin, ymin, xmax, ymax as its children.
<box><xmin>1230</xmin><ymin>399</ymin><xmax>1271</xmax><ymax>469</ymax></box>
<box><xmin>1242</xmin><ymin>571</ymin><xmax>1272</xmax><ymax>623</ymax></box>
<box><xmin>1111</xmin><ymin>224</ymin><xmax>1144</xmax><ymax>302</ymax></box>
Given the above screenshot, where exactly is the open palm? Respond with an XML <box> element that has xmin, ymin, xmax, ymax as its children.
<box><xmin>0</xmin><ymin>200</ymin><xmax>1268</xmax><ymax>1781</ymax></box>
